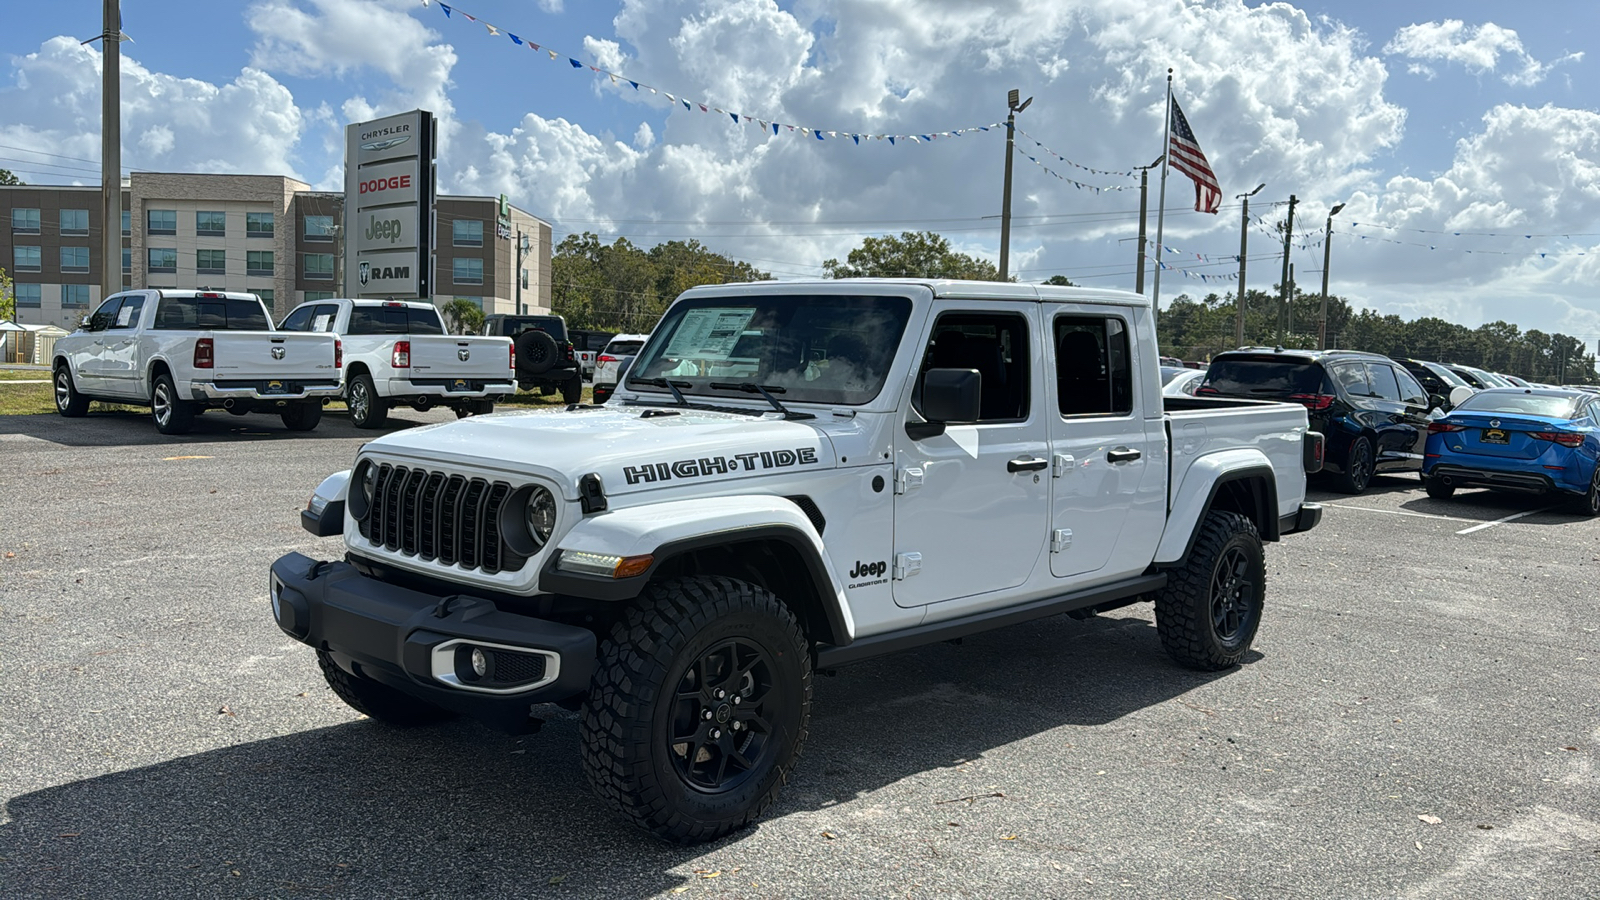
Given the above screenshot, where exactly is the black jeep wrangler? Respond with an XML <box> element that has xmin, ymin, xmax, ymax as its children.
<box><xmin>481</xmin><ymin>314</ymin><xmax>583</xmax><ymax>404</ymax></box>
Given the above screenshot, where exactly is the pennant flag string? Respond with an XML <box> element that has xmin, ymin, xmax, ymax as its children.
<box><xmin>420</xmin><ymin>0</ymin><xmax>1003</xmax><ymax>145</ymax></box>
<box><xmin>1014</xmin><ymin>147</ymin><xmax>1138</xmax><ymax>194</ymax></box>
<box><xmin>1348</xmin><ymin>221</ymin><xmax>1600</xmax><ymax>239</ymax></box>
<box><xmin>1012</xmin><ymin>128</ymin><xmax>1139</xmax><ymax>179</ymax></box>
<box><xmin>1339</xmin><ymin>231</ymin><xmax>1587</xmax><ymax>260</ymax></box>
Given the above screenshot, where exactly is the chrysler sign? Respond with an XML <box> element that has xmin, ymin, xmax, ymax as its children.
<box><xmin>345</xmin><ymin>110</ymin><xmax>435</xmax><ymax>298</ymax></box>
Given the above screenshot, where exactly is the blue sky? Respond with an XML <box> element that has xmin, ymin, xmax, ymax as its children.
<box><xmin>3</xmin><ymin>0</ymin><xmax>1598</xmax><ymax>347</ymax></box>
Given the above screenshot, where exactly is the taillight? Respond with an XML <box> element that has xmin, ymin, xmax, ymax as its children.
<box><xmin>334</xmin><ymin>337</ymin><xmax>343</xmax><ymax>369</ymax></box>
<box><xmin>509</xmin><ymin>342</ymin><xmax>516</xmax><ymax>370</ymax></box>
<box><xmin>392</xmin><ymin>340</ymin><xmax>410</xmax><ymax>368</ymax></box>
<box><xmin>194</xmin><ymin>338</ymin><xmax>214</xmax><ymax>369</ymax></box>
<box><xmin>1289</xmin><ymin>393</ymin><xmax>1336</xmax><ymax>411</ymax></box>
<box><xmin>1428</xmin><ymin>422</ymin><xmax>1466</xmax><ymax>434</ymax></box>
<box><xmin>565</xmin><ymin>344</ymin><xmax>575</xmax><ymax>361</ymax></box>
<box><xmin>1196</xmin><ymin>385</ymin><xmax>1219</xmax><ymax>395</ymax></box>
<box><xmin>1530</xmin><ymin>431</ymin><xmax>1585</xmax><ymax>448</ymax></box>
<box><xmin>597</xmin><ymin>354</ymin><xmax>617</xmax><ymax>365</ymax></box>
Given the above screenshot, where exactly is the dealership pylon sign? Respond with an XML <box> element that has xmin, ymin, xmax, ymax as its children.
<box><xmin>344</xmin><ymin>110</ymin><xmax>436</xmax><ymax>298</ymax></box>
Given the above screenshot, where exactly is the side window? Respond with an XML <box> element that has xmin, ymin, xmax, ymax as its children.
<box><xmin>89</xmin><ymin>296</ymin><xmax>123</xmax><ymax>331</ymax></box>
<box><xmin>1054</xmin><ymin>314</ymin><xmax>1133</xmax><ymax>417</ymax></box>
<box><xmin>311</xmin><ymin>304</ymin><xmax>340</xmax><ymax>332</ymax></box>
<box><xmin>109</xmin><ymin>296</ymin><xmax>145</xmax><ymax>329</ymax></box>
<box><xmin>1393</xmin><ymin>366</ymin><xmax>1428</xmax><ymax>406</ymax></box>
<box><xmin>406</xmin><ymin>307</ymin><xmax>446</xmax><ymax>335</ymax></box>
<box><xmin>1366</xmin><ymin>363</ymin><xmax>1402</xmax><ymax>402</ymax></box>
<box><xmin>917</xmin><ymin>312</ymin><xmax>1029</xmax><ymax>422</ymax></box>
<box><xmin>347</xmin><ymin>306</ymin><xmax>382</xmax><ymax>335</ymax></box>
<box><xmin>278</xmin><ymin>305</ymin><xmax>316</xmax><ymax>332</ymax></box>
<box><xmin>1330</xmin><ymin>362</ymin><xmax>1370</xmax><ymax>397</ymax></box>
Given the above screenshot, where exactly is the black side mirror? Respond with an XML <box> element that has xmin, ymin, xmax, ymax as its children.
<box><xmin>88</xmin><ymin>312</ymin><xmax>112</xmax><ymax>331</ymax></box>
<box><xmin>1429</xmin><ymin>393</ymin><xmax>1449</xmax><ymax>411</ymax></box>
<box><xmin>922</xmin><ymin>368</ymin><xmax>982</xmax><ymax>423</ymax></box>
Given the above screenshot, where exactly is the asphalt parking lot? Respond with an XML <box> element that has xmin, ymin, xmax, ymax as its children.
<box><xmin>1</xmin><ymin>409</ymin><xmax>1597</xmax><ymax>899</ymax></box>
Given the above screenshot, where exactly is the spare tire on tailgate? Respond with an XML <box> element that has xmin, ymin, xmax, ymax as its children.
<box><xmin>515</xmin><ymin>329</ymin><xmax>560</xmax><ymax>375</ymax></box>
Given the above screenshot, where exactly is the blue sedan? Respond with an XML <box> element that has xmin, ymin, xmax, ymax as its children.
<box><xmin>1423</xmin><ymin>388</ymin><xmax>1600</xmax><ymax>515</ymax></box>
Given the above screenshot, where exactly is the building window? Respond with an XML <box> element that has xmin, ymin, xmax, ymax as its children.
<box><xmin>147</xmin><ymin>247</ymin><xmax>178</xmax><ymax>274</ymax></box>
<box><xmin>122</xmin><ymin>247</ymin><xmax>131</xmax><ymax>274</ymax></box>
<box><xmin>14</xmin><ymin>283</ymin><xmax>41</xmax><ymax>308</ymax></box>
<box><xmin>452</xmin><ymin>257</ymin><xmax>483</xmax><ymax>284</ymax></box>
<box><xmin>61</xmin><ymin>284</ymin><xmax>91</xmax><ymax>308</ymax></box>
<box><xmin>247</xmin><ymin>250</ymin><xmax>274</xmax><ymax>276</ymax></box>
<box><xmin>147</xmin><ymin>209</ymin><xmax>177</xmax><ymax>235</ymax></box>
<box><xmin>197</xmin><ymin>248</ymin><xmax>226</xmax><ymax>274</ymax></box>
<box><xmin>521</xmin><ymin>269</ymin><xmax>529</xmax><ymax>290</ymax></box>
<box><xmin>11</xmin><ymin>208</ymin><xmax>40</xmax><ymax>234</ymax></box>
<box><xmin>304</xmin><ymin>291</ymin><xmax>335</xmax><ymax>302</ymax></box>
<box><xmin>13</xmin><ymin>246</ymin><xmax>41</xmax><ymax>273</ymax></box>
<box><xmin>304</xmin><ymin>215</ymin><xmax>334</xmax><ymax>242</ymax></box>
<box><xmin>255</xmin><ymin>289</ymin><xmax>274</xmax><ymax>306</ymax></box>
<box><xmin>452</xmin><ymin>219</ymin><xmax>484</xmax><ymax>247</ymax></box>
<box><xmin>196</xmin><ymin>210</ymin><xmax>226</xmax><ymax>236</ymax></box>
<box><xmin>122</xmin><ymin>209</ymin><xmax>131</xmax><ymax>236</ymax></box>
<box><xmin>60</xmin><ymin>209</ymin><xmax>90</xmax><ymax>236</ymax></box>
<box><xmin>246</xmin><ymin>212</ymin><xmax>274</xmax><ymax>237</ymax></box>
<box><xmin>303</xmin><ymin>253</ymin><xmax>334</xmax><ymax>280</ymax></box>
<box><xmin>60</xmin><ymin>247</ymin><xmax>90</xmax><ymax>273</ymax></box>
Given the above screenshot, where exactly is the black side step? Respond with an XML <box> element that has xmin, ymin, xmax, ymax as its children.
<box><xmin>814</xmin><ymin>573</ymin><xmax>1168</xmax><ymax>669</ymax></box>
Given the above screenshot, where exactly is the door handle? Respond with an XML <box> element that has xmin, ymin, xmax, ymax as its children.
<box><xmin>1008</xmin><ymin>457</ymin><xmax>1049</xmax><ymax>473</ymax></box>
<box><xmin>1106</xmin><ymin>448</ymin><xmax>1142</xmax><ymax>463</ymax></box>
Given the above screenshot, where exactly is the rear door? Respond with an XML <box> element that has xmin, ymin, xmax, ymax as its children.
<box><xmin>892</xmin><ymin>301</ymin><xmax>1049</xmax><ymax>607</ymax></box>
<box><xmin>1363</xmin><ymin>362</ymin><xmax>1425</xmax><ymax>471</ymax></box>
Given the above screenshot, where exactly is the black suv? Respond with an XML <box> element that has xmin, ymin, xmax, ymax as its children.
<box><xmin>481</xmin><ymin>314</ymin><xmax>582</xmax><ymax>403</ymax></box>
<box><xmin>1394</xmin><ymin>358</ymin><xmax>1473</xmax><ymax>409</ymax></box>
<box><xmin>1199</xmin><ymin>349</ymin><xmax>1430</xmax><ymax>494</ymax></box>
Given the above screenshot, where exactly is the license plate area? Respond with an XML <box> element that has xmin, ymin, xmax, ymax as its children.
<box><xmin>449</xmin><ymin>379</ymin><xmax>470</xmax><ymax>392</ymax></box>
<box><xmin>264</xmin><ymin>380</ymin><xmax>287</xmax><ymax>395</ymax></box>
<box><xmin>1479</xmin><ymin>428</ymin><xmax>1509</xmax><ymax>444</ymax></box>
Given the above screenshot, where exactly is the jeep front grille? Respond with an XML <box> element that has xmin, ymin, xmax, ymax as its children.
<box><xmin>357</xmin><ymin>464</ymin><xmax>527</xmax><ymax>574</ymax></box>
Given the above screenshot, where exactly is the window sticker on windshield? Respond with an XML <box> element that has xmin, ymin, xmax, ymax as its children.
<box><xmin>311</xmin><ymin>314</ymin><xmax>332</xmax><ymax>332</ymax></box>
<box><xmin>116</xmin><ymin>305</ymin><xmax>136</xmax><ymax>327</ymax></box>
<box><xmin>661</xmin><ymin>308</ymin><xmax>757</xmax><ymax>360</ymax></box>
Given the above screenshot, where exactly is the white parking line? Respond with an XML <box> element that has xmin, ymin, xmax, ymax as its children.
<box><xmin>1321</xmin><ymin>503</ymin><xmax>1474</xmax><ymax>523</ymax></box>
<box><xmin>1454</xmin><ymin>507</ymin><xmax>1555</xmax><ymax>535</ymax></box>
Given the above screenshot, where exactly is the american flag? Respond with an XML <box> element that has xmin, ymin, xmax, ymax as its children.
<box><xmin>1169</xmin><ymin>98</ymin><xmax>1221</xmax><ymax>214</ymax></box>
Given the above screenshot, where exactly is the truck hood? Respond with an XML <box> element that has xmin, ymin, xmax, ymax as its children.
<box><xmin>362</xmin><ymin>405</ymin><xmax>838</xmax><ymax>498</ymax></box>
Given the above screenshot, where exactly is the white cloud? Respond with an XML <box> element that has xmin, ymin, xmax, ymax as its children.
<box><xmin>537</xmin><ymin>0</ymin><xmax>565</xmax><ymax>12</ymax></box>
<box><xmin>1384</xmin><ymin>20</ymin><xmax>1583</xmax><ymax>87</ymax></box>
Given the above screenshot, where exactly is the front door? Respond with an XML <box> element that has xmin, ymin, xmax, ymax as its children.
<box><xmin>100</xmin><ymin>294</ymin><xmax>147</xmax><ymax>397</ymax></box>
<box><xmin>75</xmin><ymin>296</ymin><xmax>124</xmax><ymax>394</ymax></box>
<box><xmin>892</xmin><ymin>302</ymin><xmax>1049</xmax><ymax>607</ymax></box>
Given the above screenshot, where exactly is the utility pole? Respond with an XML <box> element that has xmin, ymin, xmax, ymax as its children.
<box><xmin>515</xmin><ymin>230</ymin><xmax>529</xmax><ymax>314</ymax></box>
<box><xmin>1134</xmin><ymin>154</ymin><xmax>1164</xmax><ymax>295</ymax></box>
<box><xmin>1287</xmin><ymin>263</ymin><xmax>1295</xmax><ymax>339</ymax></box>
<box><xmin>330</xmin><ymin>223</ymin><xmax>344</xmax><ymax>298</ymax></box>
<box><xmin>998</xmin><ymin>88</ymin><xmax>1032</xmax><ymax>281</ymax></box>
<box><xmin>1277</xmin><ymin>193</ymin><xmax>1297</xmax><ymax>345</ymax></box>
<box><xmin>96</xmin><ymin>0</ymin><xmax>123</xmax><ymax>305</ymax></box>
<box><xmin>1318</xmin><ymin>202</ymin><xmax>1345</xmax><ymax>350</ymax></box>
<box><xmin>1234</xmin><ymin>183</ymin><xmax>1265</xmax><ymax>347</ymax></box>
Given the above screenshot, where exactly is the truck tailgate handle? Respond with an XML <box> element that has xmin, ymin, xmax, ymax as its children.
<box><xmin>1007</xmin><ymin>457</ymin><xmax>1049</xmax><ymax>473</ymax></box>
<box><xmin>1106</xmin><ymin>448</ymin><xmax>1142</xmax><ymax>463</ymax></box>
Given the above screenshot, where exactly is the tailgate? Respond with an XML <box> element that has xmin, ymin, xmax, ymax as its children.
<box><xmin>211</xmin><ymin>332</ymin><xmax>338</xmax><ymax>380</ymax></box>
<box><xmin>407</xmin><ymin>336</ymin><xmax>514</xmax><ymax>380</ymax></box>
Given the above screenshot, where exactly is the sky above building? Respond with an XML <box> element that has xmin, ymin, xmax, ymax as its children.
<box><xmin>2</xmin><ymin>0</ymin><xmax>1597</xmax><ymax>343</ymax></box>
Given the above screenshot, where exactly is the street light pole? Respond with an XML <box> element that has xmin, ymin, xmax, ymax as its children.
<box><xmin>1277</xmin><ymin>194</ymin><xmax>1297</xmax><ymax>345</ymax></box>
<box><xmin>1234</xmin><ymin>183</ymin><xmax>1265</xmax><ymax>348</ymax></box>
<box><xmin>998</xmin><ymin>88</ymin><xmax>1032</xmax><ymax>281</ymax></box>
<box><xmin>1134</xmin><ymin>154</ymin><xmax>1164</xmax><ymax>295</ymax></box>
<box><xmin>97</xmin><ymin>0</ymin><xmax>123</xmax><ymax>306</ymax></box>
<box><xmin>1318</xmin><ymin>203</ymin><xmax>1345</xmax><ymax>350</ymax></box>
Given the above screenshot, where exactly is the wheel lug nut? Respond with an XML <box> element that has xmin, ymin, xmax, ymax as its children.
<box><xmin>731</xmin><ymin>695</ymin><xmax>741</xmax><ymax>705</ymax></box>
<box><xmin>703</xmin><ymin>710</ymin><xmax>713</xmax><ymax>720</ymax></box>
<box><xmin>710</xmin><ymin>728</ymin><xmax>722</xmax><ymax>739</ymax></box>
<box><xmin>715</xmin><ymin>689</ymin><xmax>726</xmax><ymax>699</ymax></box>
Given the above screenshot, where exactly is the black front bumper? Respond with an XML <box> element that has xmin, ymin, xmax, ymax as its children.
<box><xmin>270</xmin><ymin>553</ymin><xmax>596</xmax><ymax>730</ymax></box>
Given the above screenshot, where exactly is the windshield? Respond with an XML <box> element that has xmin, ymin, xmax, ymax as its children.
<box><xmin>1201</xmin><ymin>357</ymin><xmax>1328</xmax><ymax>395</ymax></box>
<box><xmin>1458</xmin><ymin>366</ymin><xmax>1510</xmax><ymax>387</ymax></box>
<box><xmin>1418</xmin><ymin>361</ymin><xmax>1469</xmax><ymax>388</ymax></box>
<box><xmin>1453</xmin><ymin>391</ymin><xmax>1580</xmax><ymax>419</ymax></box>
<box><xmin>605</xmin><ymin>340</ymin><xmax>645</xmax><ymax>356</ymax></box>
<box><xmin>628</xmin><ymin>294</ymin><xmax>912</xmax><ymax>406</ymax></box>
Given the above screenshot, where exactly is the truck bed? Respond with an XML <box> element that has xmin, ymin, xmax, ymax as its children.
<box><xmin>1164</xmin><ymin>394</ymin><xmax>1311</xmax><ymax>526</ymax></box>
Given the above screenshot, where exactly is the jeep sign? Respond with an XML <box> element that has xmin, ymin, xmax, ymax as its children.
<box><xmin>345</xmin><ymin>109</ymin><xmax>435</xmax><ymax>298</ymax></box>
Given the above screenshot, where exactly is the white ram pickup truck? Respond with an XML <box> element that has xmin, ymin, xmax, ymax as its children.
<box><xmin>270</xmin><ymin>279</ymin><xmax>1324</xmax><ymax>843</ymax></box>
<box><xmin>53</xmin><ymin>289</ymin><xmax>340</xmax><ymax>433</ymax></box>
<box><xmin>277</xmin><ymin>298</ymin><xmax>516</xmax><ymax>428</ymax></box>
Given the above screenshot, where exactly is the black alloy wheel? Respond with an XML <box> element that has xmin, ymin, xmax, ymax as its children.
<box><xmin>1210</xmin><ymin>546</ymin><xmax>1257</xmax><ymax>644</ymax></box>
<box><xmin>1154</xmin><ymin>510</ymin><xmax>1266</xmax><ymax>671</ymax></box>
<box><xmin>1580</xmin><ymin>467</ymin><xmax>1600</xmax><ymax>518</ymax></box>
<box><xmin>1337</xmin><ymin>436</ymin><xmax>1374</xmax><ymax>494</ymax></box>
<box><xmin>667</xmin><ymin>638</ymin><xmax>783</xmax><ymax>793</ymax></box>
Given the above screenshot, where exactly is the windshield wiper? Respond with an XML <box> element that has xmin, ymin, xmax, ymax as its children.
<box><xmin>709</xmin><ymin>382</ymin><xmax>816</xmax><ymax>420</ymax></box>
<box><xmin>629</xmin><ymin>376</ymin><xmax>691</xmax><ymax>406</ymax></box>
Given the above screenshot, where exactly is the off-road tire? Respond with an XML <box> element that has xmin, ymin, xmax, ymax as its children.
<box><xmin>151</xmin><ymin>372</ymin><xmax>195</xmax><ymax>435</ymax></box>
<box><xmin>1334</xmin><ymin>436</ymin><xmax>1374</xmax><ymax>494</ymax></box>
<box><xmin>1576</xmin><ymin>467</ymin><xmax>1600</xmax><ymax>518</ymax></box>
<box><xmin>581</xmin><ymin>576</ymin><xmax>812</xmax><ymax>844</ymax></box>
<box><xmin>347</xmin><ymin>372</ymin><xmax>388</xmax><ymax>429</ymax></box>
<box><xmin>1424</xmin><ymin>476</ymin><xmax>1456</xmax><ymax>500</ymax></box>
<box><xmin>315</xmin><ymin>649</ymin><xmax>455</xmax><ymax>726</ymax></box>
<box><xmin>280</xmin><ymin>402</ymin><xmax>323</xmax><ymax>431</ymax></box>
<box><xmin>562</xmin><ymin>373</ymin><xmax>583</xmax><ymax>405</ymax></box>
<box><xmin>53</xmin><ymin>365</ymin><xmax>89</xmax><ymax>417</ymax></box>
<box><xmin>516</xmin><ymin>330</ymin><xmax>560</xmax><ymax>375</ymax></box>
<box><xmin>1155</xmin><ymin>511</ymin><xmax>1265</xmax><ymax>671</ymax></box>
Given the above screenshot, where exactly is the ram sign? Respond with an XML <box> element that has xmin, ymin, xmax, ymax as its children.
<box><xmin>344</xmin><ymin>110</ymin><xmax>436</xmax><ymax>298</ymax></box>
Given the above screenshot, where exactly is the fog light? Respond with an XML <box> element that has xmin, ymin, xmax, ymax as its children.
<box><xmin>471</xmin><ymin>647</ymin><xmax>488</xmax><ymax>678</ymax></box>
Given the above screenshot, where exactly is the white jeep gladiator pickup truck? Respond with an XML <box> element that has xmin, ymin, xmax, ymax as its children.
<box><xmin>270</xmin><ymin>279</ymin><xmax>1324</xmax><ymax>842</ymax></box>
<box><xmin>277</xmin><ymin>298</ymin><xmax>515</xmax><ymax>427</ymax></box>
<box><xmin>53</xmin><ymin>289</ymin><xmax>341</xmax><ymax>433</ymax></box>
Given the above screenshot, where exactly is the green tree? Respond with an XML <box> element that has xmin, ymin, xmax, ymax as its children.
<box><xmin>823</xmin><ymin>231</ymin><xmax>1011</xmax><ymax>281</ymax></box>
<box><xmin>0</xmin><ymin>169</ymin><xmax>22</xmax><ymax>186</ymax></box>
<box><xmin>440</xmin><ymin>298</ymin><xmax>484</xmax><ymax>335</ymax></box>
<box><xmin>1042</xmin><ymin>275</ymin><xmax>1076</xmax><ymax>286</ymax></box>
<box><xmin>551</xmin><ymin>233</ymin><xmax>772</xmax><ymax>333</ymax></box>
<box><xmin>0</xmin><ymin>266</ymin><xmax>14</xmax><ymax>323</ymax></box>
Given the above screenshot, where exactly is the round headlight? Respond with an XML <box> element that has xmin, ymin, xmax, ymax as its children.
<box><xmin>526</xmin><ymin>486</ymin><xmax>556</xmax><ymax>548</ymax></box>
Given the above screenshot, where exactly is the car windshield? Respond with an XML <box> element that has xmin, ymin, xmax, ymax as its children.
<box><xmin>628</xmin><ymin>294</ymin><xmax>912</xmax><ymax>405</ymax></box>
<box><xmin>1419</xmin><ymin>362</ymin><xmax>1470</xmax><ymax>388</ymax></box>
<box><xmin>1201</xmin><ymin>358</ymin><xmax>1327</xmax><ymax>395</ymax></box>
<box><xmin>1458</xmin><ymin>366</ymin><xmax>1510</xmax><ymax>387</ymax></box>
<box><xmin>1452</xmin><ymin>392</ymin><xmax>1580</xmax><ymax>419</ymax></box>
<box><xmin>605</xmin><ymin>340</ymin><xmax>645</xmax><ymax>356</ymax></box>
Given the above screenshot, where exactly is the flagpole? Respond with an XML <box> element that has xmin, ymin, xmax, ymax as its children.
<box><xmin>1151</xmin><ymin>69</ymin><xmax>1173</xmax><ymax>318</ymax></box>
